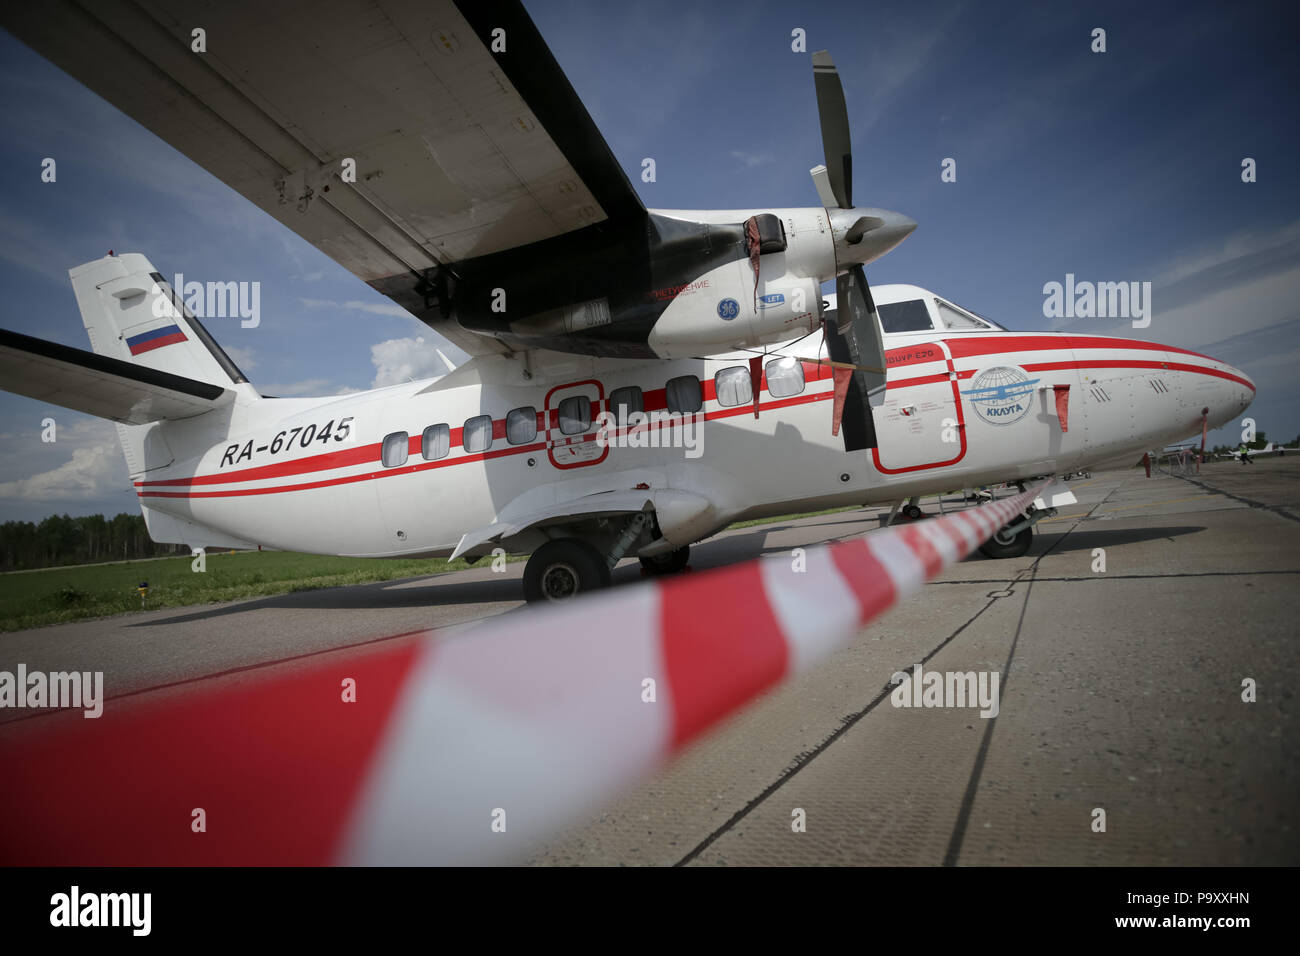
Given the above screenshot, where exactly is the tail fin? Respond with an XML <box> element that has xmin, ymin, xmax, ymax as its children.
<box><xmin>69</xmin><ymin>253</ymin><xmax>254</xmax><ymax>477</ymax></box>
<box><xmin>70</xmin><ymin>253</ymin><xmax>250</xmax><ymax>388</ymax></box>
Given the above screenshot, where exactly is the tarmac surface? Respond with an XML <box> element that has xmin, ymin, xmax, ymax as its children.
<box><xmin>2</xmin><ymin>457</ymin><xmax>1297</xmax><ymax>865</ymax></box>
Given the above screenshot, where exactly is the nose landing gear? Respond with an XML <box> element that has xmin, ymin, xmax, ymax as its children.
<box><xmin>522</xmin><ymin>538</ymin><xmax>611</xmax><ymax>602</ymax></box>
<box><xmin>978</xmin><ymin>502</ymin><xmax>1056</xmax><ymax>559</ymax></box>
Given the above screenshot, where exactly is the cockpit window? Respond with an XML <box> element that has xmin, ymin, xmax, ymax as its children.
<box><xmin>936</xmin><ymin>299</ymin><xmax>988</xmax><ymax>330</ymax></box>
<box><xmin>877</xmin><ymin>299</ymin><xmax>934</xmax><ymax>333</ymax></box>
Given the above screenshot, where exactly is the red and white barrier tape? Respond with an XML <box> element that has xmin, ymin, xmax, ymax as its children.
<box><xmin>0</xmin><ymin>483</ymin><xmax>1045</xmax><ymax>865</ymax></box>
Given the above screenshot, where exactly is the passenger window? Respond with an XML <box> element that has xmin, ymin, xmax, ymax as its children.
<box><xmin>877</xmin><ymin>299</ymin><xmax>934</xmax><ymax>333</ymax></box>
<box><xmin>666</xmin><ymin>375</ymin><xmax>703</xmax><ymax>414</ymax></box>
<box><xmin>463</xmin><ymin>415</ymin><xmax>492</xmax><ymax>453</ymax></box>
<box><xmin>765</xmin><ymin>357</ymin><xmax>805</xmax><ymax>398</ymax></box>
<box><xmin>382</xmin><ymin>431</ymin><xmax>409</xmax><ymax>467</ymax></box>
<box><xmin>422</xmin><ymin>424</ymin><xmax>450</xmax><ymax>461</ymax></box>
<box><xmin>558</xmin><ymin>396</ymin><xmax>591</xmax><ymax>435</ymax></box>
<box><xmin>507</xmin><ymin>407</ymin><xmax>537</xmax><ymax>445</ymax></box>
<box><xmin>714</xmin><ymin>367</ymin><xmax>753</xmax><ymax>408</ymax></box>
<box><xmin>608</xmin><ymin>386</ymin><xmax>644</xmax><ymax>424</ymax></box>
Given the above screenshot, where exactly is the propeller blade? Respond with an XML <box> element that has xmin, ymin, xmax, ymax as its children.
<box><xmin>836</xmin><ymin>265</ymin><xmax>888</xmax><ymax>408</ymax></box>
<box><xmin>824</xmin><ymin>265</ymin><xmax>887</xmax><ymax>450</ymax></box>
<box><xmin>811</xmin><ymin>51</ymin><xmax>852</xmax><ymax>208</ymax></box>
<box><xmin>809</xmin><ymin>164</ymin><xmax>838</xmax><ymax>209</ymax></box>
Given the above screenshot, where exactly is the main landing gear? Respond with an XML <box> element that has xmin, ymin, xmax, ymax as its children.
<box><xmin>522</xmin><ymin>539</ymin><xmax>610</xmax><ymax>602</ymax></box>
<box><xmin>523</xmin><ymin>513</ymin><xmax>691</xmax><ymax>602</ymax></box>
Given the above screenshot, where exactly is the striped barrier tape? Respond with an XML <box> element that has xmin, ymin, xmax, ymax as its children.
<box><xmin>0</xmin><ymin>482</ymin><xmax>1046</xmax><ymax>865</ymax></box>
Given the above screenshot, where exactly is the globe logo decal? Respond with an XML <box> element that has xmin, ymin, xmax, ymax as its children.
<box><xmin>961</xmin><ymin>366</ymin><xmax>1039</xmax><ymax>426</ymax></box>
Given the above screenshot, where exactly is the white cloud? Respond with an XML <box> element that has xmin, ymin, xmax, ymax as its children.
<box><xmin>0</xmin><ymin>442</ymin><xmax>124</xmax><ymax>501</ymax></box>
<box><xmin>223</xmin><ymin>346</ymin><xmax>257</xmax><ymax>371</ymax></box>
<box><xmin>0</xmin><ymin>211</ymin><xmax>81</xmax><ymax>284</ymax></box>
<box><xmin>730</xmin><ymin>150</ymin><xmax>772</xmax><ymax>170</ymax></box>
<box><xmin>300</xmin><ymin>297</ymin><xmax>409</xmax><ymax>318</ymax></box>
<box><xmin>370</xmin><ymin>336</ymin><xmax>458</xmax><ymax>388</ymax></box>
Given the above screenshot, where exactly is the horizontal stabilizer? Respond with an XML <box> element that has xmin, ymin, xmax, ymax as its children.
<box><xmin>0</xmin><ymin>329</ymin><xmax>232</xmax><ymax>424</ymax></box>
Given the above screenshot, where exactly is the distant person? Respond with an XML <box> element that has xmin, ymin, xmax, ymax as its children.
<box><xmin>1239</xmin><ymin>443</ymin><xmax>1254</xmax><ymax>465</ymax></box>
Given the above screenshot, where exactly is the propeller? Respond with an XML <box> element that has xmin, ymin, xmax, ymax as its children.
<box><xmin>809</xmin><ymin>51</ymin><xmax>913</xmax><ymax>448</ymax></box>
<box><xmin>812</xmin><ymin>51</ymin><xmax>853</xmax><ymax>208</ymax></box>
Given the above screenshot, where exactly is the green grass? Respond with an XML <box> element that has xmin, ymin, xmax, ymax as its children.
<box><xmin>726</xmin><ymin>505</ymin><xmax>860</xmax><ymax>530</ymax></box>
<box><xmin>0</xmin><ymin>504</ymin><xmax>872</xmax><ymax>632</ymax></box>
<box><xmin>0</xmin><ymin>550</ymin><xmax>523</xmax><ymax>633</ymax></box>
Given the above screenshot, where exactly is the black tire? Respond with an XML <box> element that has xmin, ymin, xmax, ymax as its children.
<box><xmin>903</xmin><ymin>504</ymin><xmax>924</xmax><ymax>520</ymax></box>
<box><xmin>523</xmin><ymin>539</ymin><xmax>611</xmax><ymax>602</ymax></box>
<box><xmin>639</xmin><ymin>546</ymin><xmax>690</xmax><ymax>576</ymax></box>
<box><xmin>978</xmin><ymin>523</ymin><xmax>1033</xmax><ymax>559</ymax></box>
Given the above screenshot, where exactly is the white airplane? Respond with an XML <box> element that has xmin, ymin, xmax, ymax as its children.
<box><xmin>0</xmin><ymin>0</ymin><xmax>1255</xmax><ymax>601</ymax></box>
<box><xmin>1223</xmin><ymin>442</ymin><xmax>1292</xmax><ymax>460</ymax></box>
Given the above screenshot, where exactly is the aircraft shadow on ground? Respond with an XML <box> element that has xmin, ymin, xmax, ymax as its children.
<box><xmin>126</xmin><ymin>573</ymin><xmax>526</xmax><ymax>626</ymax></box>
<box><xmin>128</xmin><ymin>523</ymin><xmax>1206</xmax><ymax>627</ymax></box>
<box><xmin>1031</xmin><ymin>524</ymin><xmax>1204</xmax><ymax>556</ymax></box>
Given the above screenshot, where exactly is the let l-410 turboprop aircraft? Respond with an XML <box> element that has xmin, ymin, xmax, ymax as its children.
<box><xmin>0</xmin><ymin>0</ymin><xmax>1255</xmax><ymax>601</ymax></box>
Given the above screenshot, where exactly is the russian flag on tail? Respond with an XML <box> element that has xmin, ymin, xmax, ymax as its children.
<box><xmin>126</xmin><ymin>323</ymin><xmax>186</xmax><ymax>355</ymax></box>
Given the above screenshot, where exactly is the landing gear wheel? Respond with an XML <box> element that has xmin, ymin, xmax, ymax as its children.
<box><xmin>639</xmin><ymin>546</ymin><xmax>690</xmax><ymax>576</ymax></box>
<box><xmin>979</xmin><ymin>523</ymin><xmax>1033</xmax><ymax>559</ymax></box>
<box><xmin>523</xmin><ymin>539</ymin><xmax>611</xmax><ymax>602</ymax></box>
<box><xmin>902</xmin><ymin>504</ymin><xmax>924</xmax><ymax>520</ymax></box>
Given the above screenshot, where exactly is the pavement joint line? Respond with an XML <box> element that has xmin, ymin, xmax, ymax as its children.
<box><xmin>924</xmin><ymin>570</ymin><xmax>1300</xmax><ymax>585</ymax></box>
<box><xmin>940</xmin><ymin>477</ymin><xmax>1125</xmax><ymax>866</ymax></box>
<box><xmin>672</xmin><ymin>586</ymin><xmax>1014</xmax><ymax>867</ymax></box>
<box><xmin>1172</xmin><ymin>473</ymin><xmax>1300</xmax><ymax>524</ymax></box>
<box><xmin>0</xmin><ymin>622</ymin><xmax>451</xmax><ymax>728</ymax></box>
<box><xmin>673</xmin><ymin>480</ymin><xmax>1121</xmax><ymax>866</ymax></box>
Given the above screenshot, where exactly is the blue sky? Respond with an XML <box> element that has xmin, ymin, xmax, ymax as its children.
<box><xmin>1</xmin><ymin>0</ymin><xmax>1297</xmax><ymax>521</ymax></box>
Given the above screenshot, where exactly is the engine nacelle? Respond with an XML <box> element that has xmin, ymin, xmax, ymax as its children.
<box><xmin>646</xmin><ymin>268</ymin><xmax>821</xmax><ymax>359</ymax></box>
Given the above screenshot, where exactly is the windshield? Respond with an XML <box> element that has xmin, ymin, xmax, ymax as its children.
<box><xmin>876</xmin><ymin>299</ymin><xmax>934</xmax><ymax>333</ymax></box>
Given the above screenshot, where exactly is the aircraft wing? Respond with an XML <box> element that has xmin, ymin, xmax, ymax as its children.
<box><xmin>0</xmin><ymin>483</ymin><xmax>1045</xmax><ymax>865</ymax></box>
<box><xmin>3</xmin><ymin>0</ymin><xmax>644</xmax><ymax>358</ymax></box>
<box><xmin>0</xmin><ymin>329</ymin><xmax>233</xmax><ymax>424</ymax></box>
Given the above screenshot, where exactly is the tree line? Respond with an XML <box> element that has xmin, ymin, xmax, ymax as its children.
<box><xmin>0</xmin><ymin>513</ymin><xmax>190</xmax><ymax>571</ymax></box>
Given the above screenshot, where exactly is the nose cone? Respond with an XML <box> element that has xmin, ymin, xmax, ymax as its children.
<box><xmin>1195</xmin><ymin>353</ymin><xmax>1255</xmax><ymax>430</ymax></box>
<box><xmin>830</xmin><ymin>207</ymin><xmax>917</xmax><ymax>268</ymax></box>
<box><xmin>1224</xmin><ymin>362</ymin><xmax>1255</xmax><ymax>420</ymax></box>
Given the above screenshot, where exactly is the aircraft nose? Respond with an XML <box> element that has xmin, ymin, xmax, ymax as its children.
<box><xmin>1199</xmin><ymin>355</ymin><xmax>1255</xmax><ymax>429</ymax></box>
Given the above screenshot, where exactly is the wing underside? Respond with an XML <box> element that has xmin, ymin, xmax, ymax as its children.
<box><xmin>3</xmin><ymin>0</ymin><xmax>644</xmax><ymax>357</ymax></box>
<box><xmin>0</xmin><ymin>329</ymin><xmax>232</xmax><ymax>424</ymax></box>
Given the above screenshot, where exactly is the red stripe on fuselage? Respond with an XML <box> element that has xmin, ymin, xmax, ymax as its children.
<box><xmin>944</xmin><ymin>333</ymin><xmax>1218</xmax><ymax>363</ymax></box>
<box><xmin>135</xmin><ymin>355</ymin><xmax>1246</xmax><ymax>499</ymax></box>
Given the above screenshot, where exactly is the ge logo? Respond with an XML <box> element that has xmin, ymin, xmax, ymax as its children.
<box><xmin>717</xmin><ymin>298</ymin><xmax>740</xmax><ymax>320</ymax></box>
